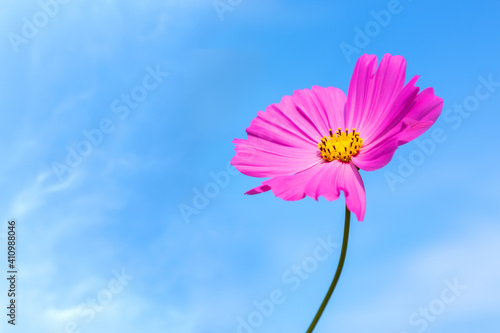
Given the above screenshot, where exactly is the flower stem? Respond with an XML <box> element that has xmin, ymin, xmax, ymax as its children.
<box><xmin>306</xmin><ymin>206</ymin><xmax>351</xmax><ymax>333</ymax></box>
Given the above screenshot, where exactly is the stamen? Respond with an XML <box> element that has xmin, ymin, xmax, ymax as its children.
<box><xmin>317</xmin><ymin>128</ymin><xmax>364</xmax><ymax>163</ymax></box>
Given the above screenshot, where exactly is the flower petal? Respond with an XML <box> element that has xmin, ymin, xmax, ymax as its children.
<box><xmin>245</xmin><ymin>184</ymin><xmax>271</xmax><ymax>195</ymax></box>
<box><xmin>353</xmin><ymin>82</ymin><xmax>443</xmax><ymax>171</ymax></box>
<box><xmin>246</xmin><ymin>161</ymin><xmax>366</xmax><ymax>221</ymax></box>
<box><xmin>345</xmin><ymin>54</ymin><xmax>407</xmax><ymax>142</ymax></box>
<box><xmin>397</xmin><ymin>87</ymin><xmax>444</xmax><ymax>145</ymax></box>
<box><xmin>292</xmin><ymin>86</ymin><xmax>347</xmax><ymax>134</ymax></box>
<box><xmin>351</xmin><ymin>135</ymin><xmax>399</xmax><ymax>171</ymax></box>
<box><xmin>232</xmin><ymin>87</ymin><xmax>347</xmax><ymax>178</ymax></box>
<box><xmin>254</xmin><ymin>162</ymin><xmax>339</xmax><ymax>201</ymax></box>
<box><xmin>341</xmin><ymin>163</ymin><xmax>366</xmax><ymax>222</ymax></box>
<box><xmin>351</xmin><ymin>76</ymin><xmax>418</xmax><ymax>171</ymax></box>
<box><xmin>346</xmin><ymin>54</ymin><xmax>443</xmax><ymax>171</ymax></box>
<box><xmin>361</xmin><ymin>75</ymin><xmax>420</xmax><ymax>143</ymax></box>
<box><xmin>231</xmin><ymin>138</ymin><xmax>319</xmax><ymax>178</ymax></box>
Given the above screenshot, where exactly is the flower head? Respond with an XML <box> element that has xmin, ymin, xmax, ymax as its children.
<box><xmin>231</xmin><ymin>54</ymin><xmax>443</xmax><ymax>221</ymax></box>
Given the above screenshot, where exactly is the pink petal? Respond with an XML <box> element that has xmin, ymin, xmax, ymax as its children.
<box><xmin>351</xmin><ymin>135</ymin><xmax>399</xmax><ymax>171</ymax></box>
<box><xmin>246</xmin><ymin>161</ymin><xmax>366</xmax><ymax>221</ymax></box>
<box><xmin>354</xmin><ymin>83</ymin><xmax>443</xmax><ymax>171</ymax></box>
<box><xmin>342</xmin><ymin>163</ymin><xmax>366</xmax><ymax>222</ymax></box>
<box><xmin>351</xmin><ymin>76</ymin><xmax>419</xmax><ymax>171</ymax></box>
<box><xmin>258</xmin><ymin>162</ymin><xmax>336</xmax><ymax>201</ymax></box>
<box><xmin>397</xmin><ymin>88</ymin><xmax>444</xmax><ymax>145</ymax></box>
<box><xmin>245</xmin><ymin>184</ymin><xmax>271</xmax><ymax>195</ymax></box>
<box><xmin>345</xmin><ymin>54</ymin><xmax>407</xmax><ymax>142</ymax></box>
<box><xmin>232</xmin><ymin>87</ymin><xmax>347</xmax><ymax>178</ymax></box>
<box><xmin>293</xmin><ymin>86</ymin><xmax>347</xmax><ymax>134</ymax></box>
<box><xmin>362</xmin><ymin>75</ymin><xmax>420</xmax><ymax>142</ymax></box>
<box><xmin>345</xmin><ymin>54</ymin><xmax>443</xmax><ymax>171</ymax></box>
<box><xmin>231</xmin><ymin>138</ymin><xmax>320</xmax><ymax>178</ymax></box>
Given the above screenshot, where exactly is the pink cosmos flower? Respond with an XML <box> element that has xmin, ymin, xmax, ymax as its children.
<box><xmin>231</xmin><ymin>54</ymin><xmax>443</xmax><ymax>221</ymax></box>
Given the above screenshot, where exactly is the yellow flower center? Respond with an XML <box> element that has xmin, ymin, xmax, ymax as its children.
<box><xmin>318</xmin><ymin>128</ymin><xmax>364</xmax><ymax>163</ymax></box>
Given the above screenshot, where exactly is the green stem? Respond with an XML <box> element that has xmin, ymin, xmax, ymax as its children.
<box><xmin>306</xmin><ymin>206</ymin><xmax>351</xmax><ymax>333</ymax></box>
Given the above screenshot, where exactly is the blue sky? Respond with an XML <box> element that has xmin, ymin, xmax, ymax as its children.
<box><xmin>1</xmin><ymin>0</ymin><xmax>499</xmax><ymax>332</ymax></box>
